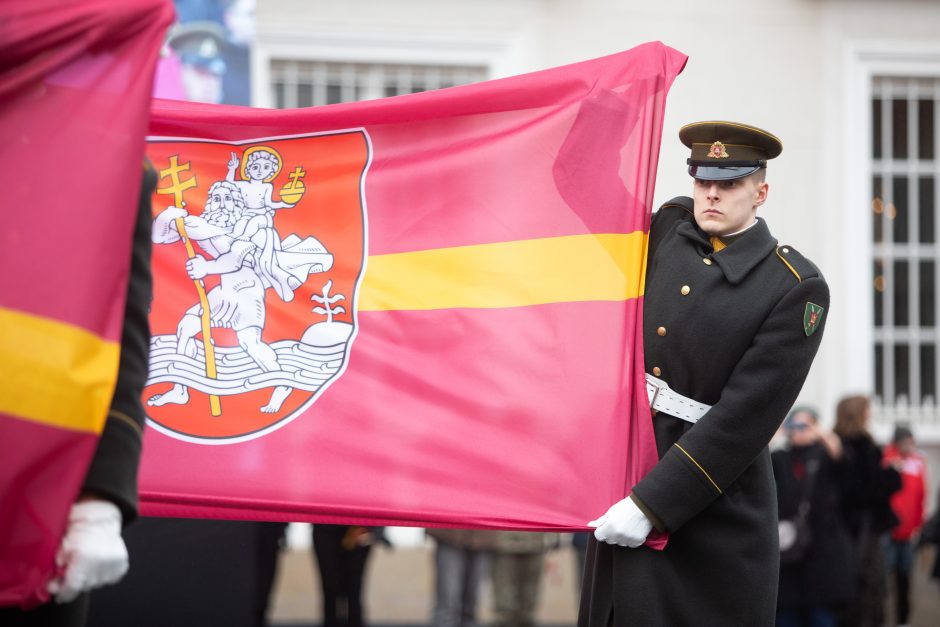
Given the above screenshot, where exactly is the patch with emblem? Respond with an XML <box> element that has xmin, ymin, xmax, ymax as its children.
<box><xmin>708</xmin><ymin>141</ymin><xmax>729</xmax><ymax>158</ymax></box>
<box><xmin>804</xmin><ymin>302</ymin><xmax>825</xmax><ymax>336</ymax></box>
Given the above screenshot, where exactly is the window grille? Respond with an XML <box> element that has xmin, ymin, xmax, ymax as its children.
<box><xmin>270</xmin><ymin>60</ymin><xmax>488</xmax><ymax>108</ymax></box>
<box><xmin>872</xmin><ymin>76</ymin><xmax>940</xmax><ymax>428</ymax></box>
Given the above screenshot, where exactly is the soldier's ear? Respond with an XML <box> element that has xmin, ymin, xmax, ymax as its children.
<box><xmin>754</xmin><ymin>181</ymin><xmax>769</xmax><ymax>208</ymax></box>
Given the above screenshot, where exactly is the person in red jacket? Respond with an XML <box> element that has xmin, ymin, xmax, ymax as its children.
<box><xmin>882</xmin><ymin>425</ymin><xmax>927</xmax><ymax>627</ymax></box>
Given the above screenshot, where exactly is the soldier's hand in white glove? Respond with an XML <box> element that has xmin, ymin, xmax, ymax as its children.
<box><xmin>588</xmin><ymin>496</ymin><xmax>653</xmax><ymax>548</ymax></box>
<box><xmin>47</xmin><ymin>499</ymin><xmax>128</xmax><ymax>603</ymax></box>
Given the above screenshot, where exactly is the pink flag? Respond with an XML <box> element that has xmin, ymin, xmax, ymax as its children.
<box><xmin>0</xmin><ymin>0</ymin><xmax>174</xmax><ymax>607</ymax></box>
<box><xmin>140</xmin><ymin>42</ymin><xmax>687</xmax><ymax>531</ymax></box>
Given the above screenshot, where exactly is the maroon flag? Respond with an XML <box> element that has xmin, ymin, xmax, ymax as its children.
<box><xmin>0</xmin><ymin>0</ymin><xmax>174</xmax><ymax>607</ymax></box>
<box><xmin>139</xmin><ymin>43</ymin><xmax>687</xmax><ymax>533</ymax></box>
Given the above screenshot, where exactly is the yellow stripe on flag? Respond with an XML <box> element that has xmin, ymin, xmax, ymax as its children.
<box><xmin>0</xmin><ymin>307</ymin><xmax>119</xmax><ymax>434</ymax></box>
<box><xmin>360</xmin><ymin>232</ymin><xmax>648</xmax><ymax>311</ymax></box>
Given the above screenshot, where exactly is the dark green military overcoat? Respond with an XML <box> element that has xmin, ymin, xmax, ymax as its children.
<box><xmin>579</xmin><ymin>197</ymin><xmax>830</xmax><ymax>627</ymax></box>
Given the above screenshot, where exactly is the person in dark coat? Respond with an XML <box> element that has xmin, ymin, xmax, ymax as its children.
<box><xmin>579</xmin><ymin>121</ymin><xmax>830</xmax><ymax>627</ymax></box>
<box><xmin>311</xmin><ymin>524</ymin><xmax>384</xmax><ymax>627</ymax></box>
<box><xmin>772</xmin><ymin>408</ymin><xmax>854</xmax><ymax>627</ymax></box>
<box><xmin>832</xmin><ymin>395</ymin><xmax>900</xmax><ymax>627</ymax></box>
<box><xmin>0</xmin><ymin>162</ymin><xmax>155</xmax><ymax>627</ymax></box>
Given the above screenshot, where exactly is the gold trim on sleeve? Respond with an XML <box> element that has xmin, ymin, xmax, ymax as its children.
<box><xmin>108</xmin><ymin>410</ymin><xmax>143</xmax><ymax>439</ymax></box>
<box><xmin>674</xmin><ymin>443</ymin><xmax>722</xmax><ymax>494</ymax></box>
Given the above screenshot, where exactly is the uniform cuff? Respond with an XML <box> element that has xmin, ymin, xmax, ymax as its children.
<box><xmin>630</xmin><ymin>444</ymin><xmax>724</xmax><ymax>532</ymax></box>
<box><xmin>629</xmin><ymin>492</ymin><xmax>666</xmax><ymax>533</ymax></box>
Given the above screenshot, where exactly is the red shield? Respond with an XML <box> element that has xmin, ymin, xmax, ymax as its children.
<box><xmin>144</xmin><ymin>131</ymin><xmax>369</xmax><ymax>443</ymax></box>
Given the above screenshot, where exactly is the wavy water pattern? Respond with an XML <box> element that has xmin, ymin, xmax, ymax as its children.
<box><xmin>146</xmin><ymin>335</ymin><xmax>349</xmax><ymax>395</ymax></box>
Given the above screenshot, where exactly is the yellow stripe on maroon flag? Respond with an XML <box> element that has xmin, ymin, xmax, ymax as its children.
<box><xmin>135</xmin><ymin>41</ymin><xmax>687</xmax><ymax>539</ymax></box>
<box><xmin>0</xmin><ymin>307</ymin><xmax>119</xmax><ymax>434</ymax></box>
<box><xmin>359</xmin><ymin>232</ymin><xmax>648</xmax><ymax>311</ymax></box>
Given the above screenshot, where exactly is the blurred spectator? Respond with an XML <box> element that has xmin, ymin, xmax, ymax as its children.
<box><xmin>490</xmin><ymin>531</ymin><xmax>560</xmax><ymax>627</ymax></box>
<box><xmin>166</xmin><ymin>21</ymin><xmax>228</xmax><ymax>103</ymax></box>
<box><xmin>882</xmin><ymin>425</ymin><xmax>927</xmax><ymax>627</ymax></box>
<box><xmin>426</xmin><ymin>529</ymin><xmax>499</xmax><ymax>627</ymax></box>
<box><xmin>832</xmin><ymin>395</ymin><xmax>901</xmax><ymax>627</ymax></box>
<box><xmin>772</xmin><ymin>407</ymin><xmax>853</xmax><ymax>627</ymax></box>
<box><xmin>312</xmin><ymin>525</ymin><xmax>384</xmax><ymax>627</ymax></box>
<box><xmin>162</xmin><ymin>1</ymin><xmax>254</xmax><ymax>105</ymax></box>
<box><xmin>919</xmin><ymin>486</ymin><xmax>940</xmax><ymax>583</ymax></box>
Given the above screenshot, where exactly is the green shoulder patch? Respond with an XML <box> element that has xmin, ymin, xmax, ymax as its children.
<box><xmin>804</xmin><ymin>302</ymin><xmax>825</xmax><ymax>336</ymax></box>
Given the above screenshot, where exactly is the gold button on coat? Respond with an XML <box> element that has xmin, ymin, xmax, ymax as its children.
<box><xmin>681</xmin><ymin>285</ymin><xmax>691</xmax><ymax>295</ymax></box>
<box><xmin>703</xmin><ymin>258</ymin><xmax>713</xmax><ymax>265</ymax></box>
<box><xmin>657</xmin><ymin>326</ymin><xmax>666</xmax><ymax>336</ymax></box>
<box><xmin>652</xmin><ymin>366</ymin><xmax>662</xmax><ymax>376</ymax></box>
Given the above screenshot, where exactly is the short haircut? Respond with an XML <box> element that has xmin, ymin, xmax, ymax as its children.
<box><xmin>892</xmin><ymin>424</ymin><xmax>914</xmax><ymax>443</ymax></box>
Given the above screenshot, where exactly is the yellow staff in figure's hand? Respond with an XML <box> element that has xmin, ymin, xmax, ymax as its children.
<box><xmin>156</xmin><ymin>155</ymin><xmax>222</xmax><ymax>417</ymax></box>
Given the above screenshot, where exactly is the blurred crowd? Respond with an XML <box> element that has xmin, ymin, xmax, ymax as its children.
<box><xmin>771</xmin><ymin>395</ymin><xmax>938</xmax><ymax>627</ymax></box>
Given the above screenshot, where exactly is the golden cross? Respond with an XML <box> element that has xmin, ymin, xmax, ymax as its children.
<box><xmin>157</xmin><ymin>154</ymin><xmax>198</xmax><ymax>206</ymax></box>
<box><xmin>285</xmin><ymin>166</ymin><xmax>306</xmax><ymax>190</ymax></box>
<box><xmin>154</xmin><ymin>153</ymin><xmax>221</xmax><ymax>416</ymax></box>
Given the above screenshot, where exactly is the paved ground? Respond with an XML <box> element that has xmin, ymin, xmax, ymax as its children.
<box><xmin>269</xmin><ymin>543</ymin><xmax>940</xmax><ymax>626</ymax></box>
<box><xmin>269</xmin><ymin>542</ymin><xmax>580</xmax><ymax>626</ymax></box>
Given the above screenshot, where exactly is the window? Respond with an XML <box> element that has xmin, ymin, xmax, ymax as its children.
<box><xmin>270</xmin><ymin>60</ymin><xmax>488</xmax><ymax>108</ymax></box>
<box><xmin>872</xmin><ymin>76</ymin><xmax>940</xmax><ymax>418</ymax></box>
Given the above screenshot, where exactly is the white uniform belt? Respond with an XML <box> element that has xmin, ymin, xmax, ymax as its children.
<box><xmin>645</xmin><ymin>373</ymin><xmax>712</xmax><ymax>424</ymax></box>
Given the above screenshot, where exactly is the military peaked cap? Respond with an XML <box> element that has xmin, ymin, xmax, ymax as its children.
<box><xmin>679</xmin><ymin>121</ymin><xmax>782</xmax><ymax>181</ymax></box>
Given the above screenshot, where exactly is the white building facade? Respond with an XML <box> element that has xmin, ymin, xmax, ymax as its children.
<box><xmin>252</xmin><ymin>1</ymin><xmax>940</xmax><ymax>493</ymax></box>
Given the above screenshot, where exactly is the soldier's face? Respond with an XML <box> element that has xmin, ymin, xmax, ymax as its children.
<box><xmin>692</xmin><ymin>174</ymin><xmax>768</xmax><ymax>236</ymax></box>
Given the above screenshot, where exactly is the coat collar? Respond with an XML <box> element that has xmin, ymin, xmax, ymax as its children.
<box><xmin>676</xmin><ymin>217</ymin><xmax>778</xmax><ymax>285</ymax></box>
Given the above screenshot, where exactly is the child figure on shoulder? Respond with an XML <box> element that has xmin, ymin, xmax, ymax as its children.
<box><xmin>226</xmin><ymin>149</ymin><xmax>295</xmax><ymax>241</ymax></box>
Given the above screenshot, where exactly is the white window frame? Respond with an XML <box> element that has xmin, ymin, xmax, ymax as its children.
<box><xmin>267</xmin><ymin>60</ymin><xmax>490</xmax><ymax>108</ymax></box>
<box><xmin>251</xmin><ymin>29</ymin><xmax>532</xmax><ymax>108</ymax></box>
<box><xmin>843</xmin><ymin>42</ymin><xmax>940</xmax><ymax>441</ymax></box>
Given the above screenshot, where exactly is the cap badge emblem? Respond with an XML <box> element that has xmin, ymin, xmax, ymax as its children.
<box><xmin>708</xmin><ymin>141</ymin><xmax>729</xmax><ymax>159</ymax></box>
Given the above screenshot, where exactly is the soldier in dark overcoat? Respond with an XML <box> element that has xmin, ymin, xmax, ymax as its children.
<box><xmin>579</xmin><ymin>122</ymin><xmax>830</xmax><ymax>626</ymax></box>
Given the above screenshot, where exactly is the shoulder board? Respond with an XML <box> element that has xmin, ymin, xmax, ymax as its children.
<box><xmin>659</xmin><ymin>196</ymin><xmax>693</xmax><ymax>214</ymax></box>
<box><xmin>775</xmin><ymin>245</ymin><xmax>821</xmax><ymax>283</ymax></box>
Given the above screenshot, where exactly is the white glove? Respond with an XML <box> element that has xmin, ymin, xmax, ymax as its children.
<box><xmin>588</xmin><ymin>497</ymin><xmax>653</xmax><ymax>548</ymax></box>
<box><xmin>47</xmin><ymin>500</ymin><xmax>128</xmax><ymax>603</ymax></box>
